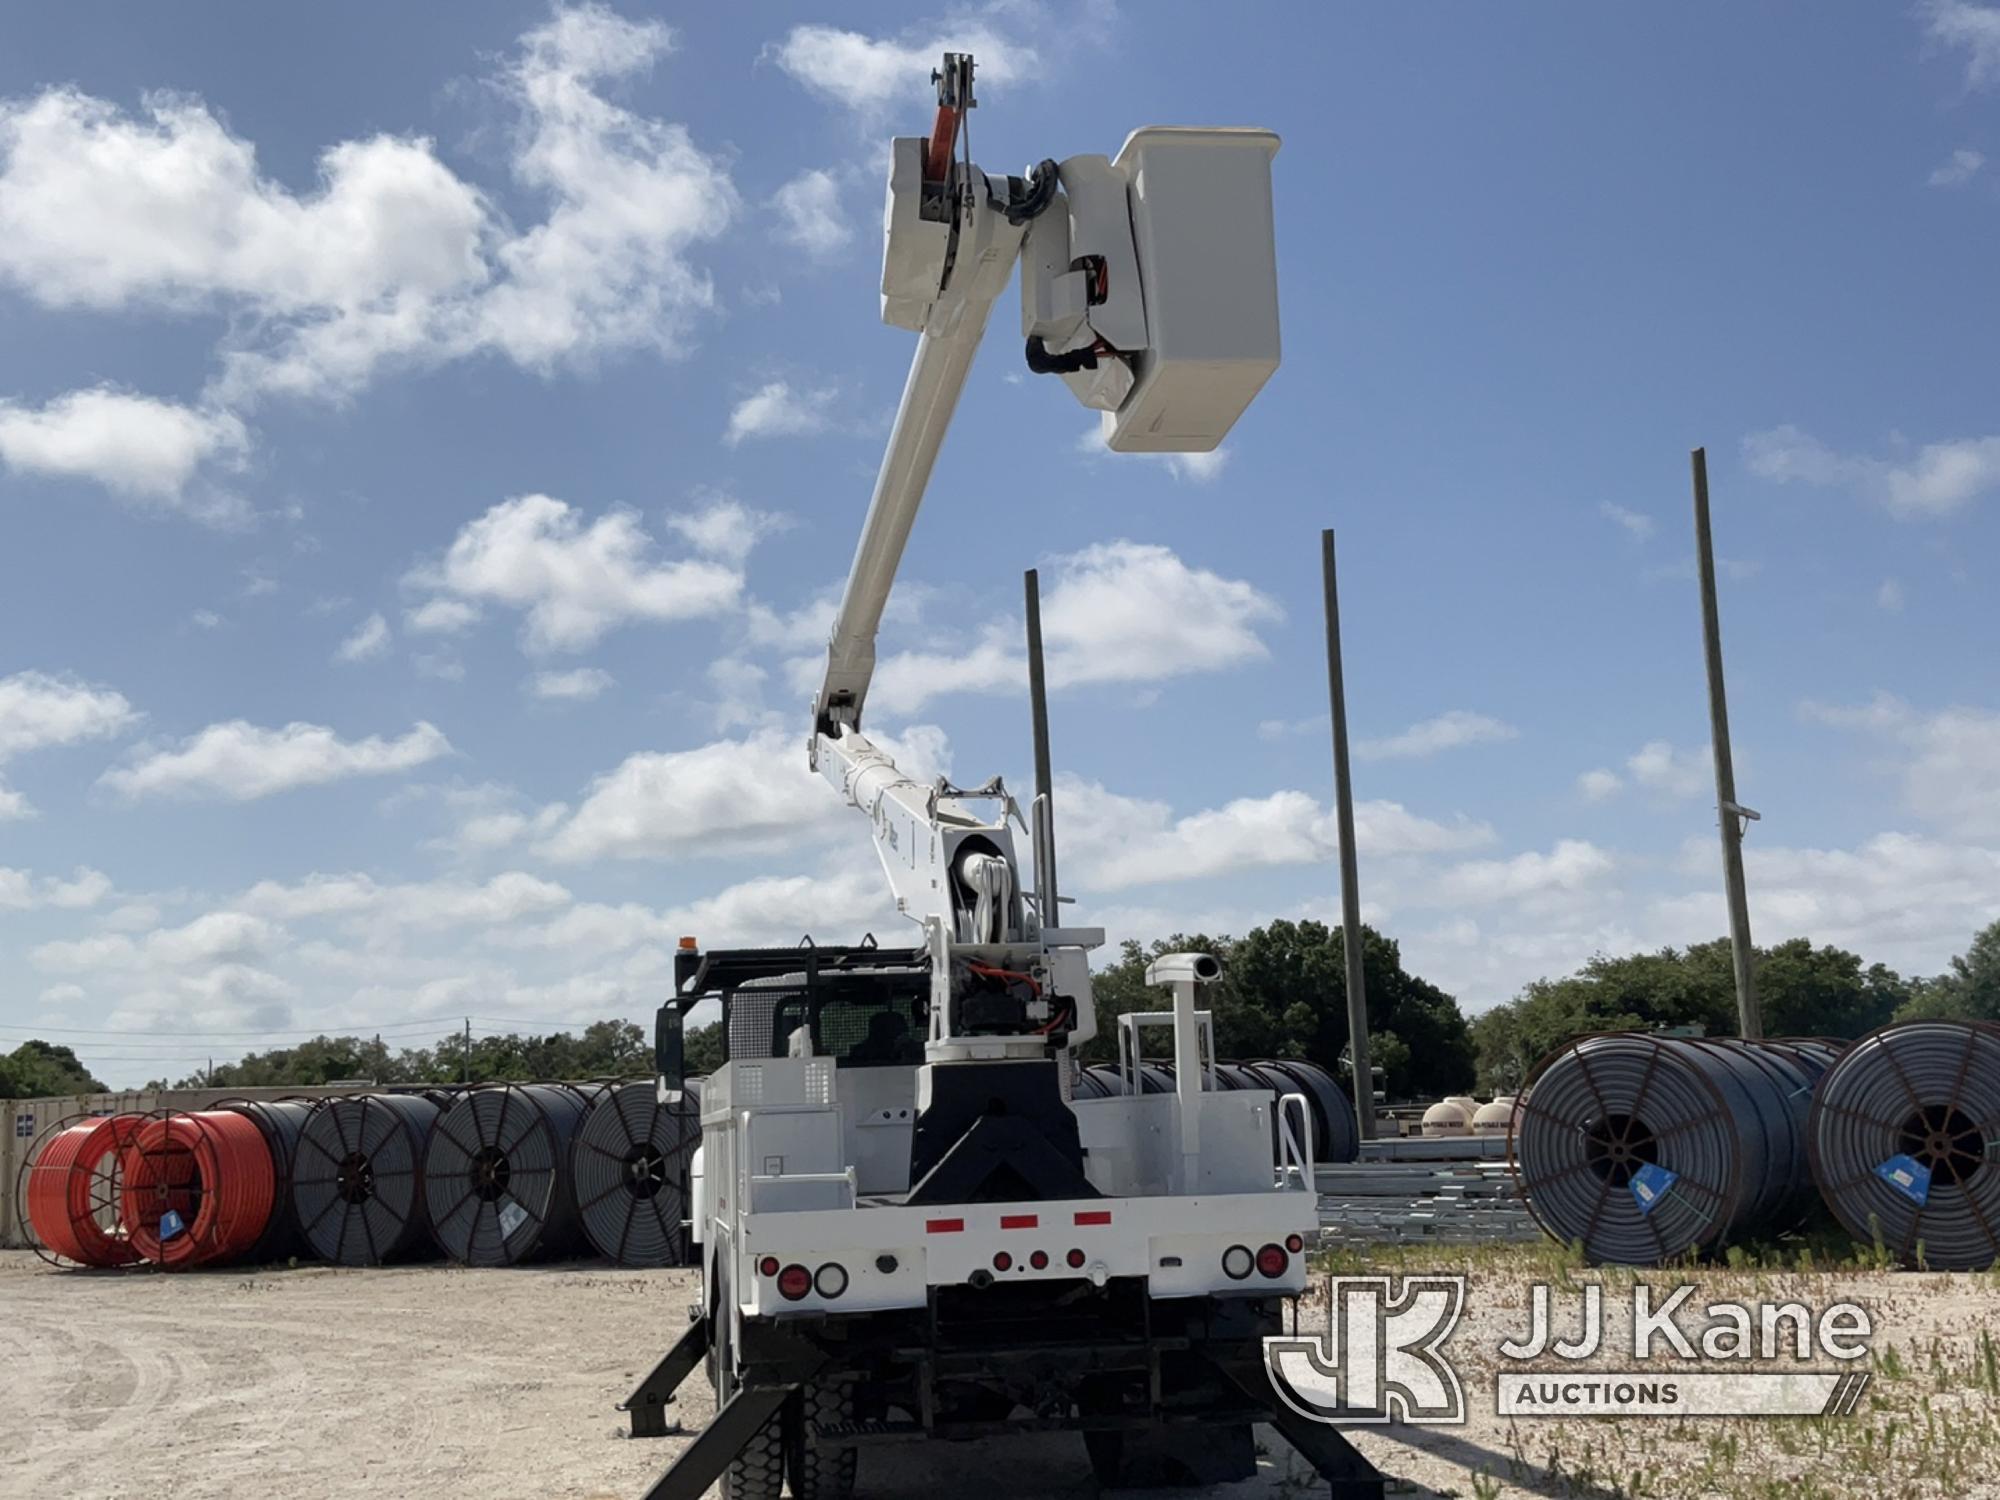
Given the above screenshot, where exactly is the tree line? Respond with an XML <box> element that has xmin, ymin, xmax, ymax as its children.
<box><xmin>6</xmin><ymin>916</ymin><xmax>1995</xmax><ymax>1103</ymax></box>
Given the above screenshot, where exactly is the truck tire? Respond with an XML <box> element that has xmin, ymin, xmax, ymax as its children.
<box><xmin>711</xmin><ymin>1265</ymin><xmax>785</xmax><ymax>1500</ymax></box>
<box><xmin>790</xmin><ymin>1380</ymin><xmax>859</xmax><ymax>1500</ymax></box>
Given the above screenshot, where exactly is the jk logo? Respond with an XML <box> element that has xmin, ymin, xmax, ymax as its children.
<box><xmin>1263</xmin><ymin>1275</ymin><xmax>1467</xmax><ymax>1425</ymax></box>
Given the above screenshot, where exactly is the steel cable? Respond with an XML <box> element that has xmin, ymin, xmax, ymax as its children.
<box><xmin>292</xmin><ymin>1092</ymin><xmax>441</xmax><ymax>1266</ymax></box>
<box><xmin>22</xmin><ymin>1114</ymin><xmax>146</xmax><ymax>1267</ymax></box>
<box><xmin>424</xmin><ymin>1084</ymin><xmax>589</xmax><ymax>1265</ymax></box>
<box><xmin>119</xmin><ymin>1111</ymin><xmax>276</xmax><ymax>1268</ymax></box>
<box><xmin>1807</xmin><ymin>1019</ymin><xmax>2000</xmax><ymax>1270</ymax></box>
<box><xmin>572</xmin><ymin>1080</ymin><xmax>703</xmax><ymax>1266</ymax></box>
<box><xmin>1510</xmin><ymin>1033</ymin><xmax>1828</xmax><ymax>1265</ymax></box>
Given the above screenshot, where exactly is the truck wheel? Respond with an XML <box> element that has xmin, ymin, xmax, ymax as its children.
<box><xmin>789</xmin><ymin>1380</ymin><xmax>859</xmax><ymax>1500</ymax></box>
<box><xmin>712</xmin><ymin>1266</ymin><xmax>785</xmax><ymax>1500</ymax></box>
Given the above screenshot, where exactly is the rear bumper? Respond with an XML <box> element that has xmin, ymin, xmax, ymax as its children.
<box><xmin>736</xmin><ymin>1188</ymin><xmax>1313</xmax><ymax>1315</ymax></box>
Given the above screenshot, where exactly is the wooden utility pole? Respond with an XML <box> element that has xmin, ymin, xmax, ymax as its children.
<box><xmin>1691</xmin><ymin>448</ymin><xmax>1763</xmax><ymax>1039</ymax></box>
<box><xmin>1321</xmin><ymin>529</ymin><xmax>1377</xmax><ymax>1139</ymax></box>
<box><xmin>462</xmin><ymin>1017</ymin><xmax>472</xmax><ymax>1084</ymax></box>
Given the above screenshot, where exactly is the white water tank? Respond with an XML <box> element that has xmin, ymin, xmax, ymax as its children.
<box><xmin>1472</xmin><ymin>1098</ymin><xmax>1515</xmax><ymax>1135</ymax></box>
<box><xmin>1421</xmin><ymin>1100</ymin><xmax>1472</xmax><ymax>1138</ymax></box>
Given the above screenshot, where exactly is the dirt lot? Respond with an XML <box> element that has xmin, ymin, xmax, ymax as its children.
<box><xmin>5</xmin><ymin>1246</ymin><xmax>2000</xmax><ymax>1499</ymax></box>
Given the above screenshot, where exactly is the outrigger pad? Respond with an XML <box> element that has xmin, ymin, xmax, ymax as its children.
<box><xmin>905</xmin><ymin>1112</ymin><xmax>1100</xmax><ymax>1205</ymax></box>
<box><xmin>620</xmin><ymin>1316</ymin><xmax>709</xmax><ymax>1438</ymax></box>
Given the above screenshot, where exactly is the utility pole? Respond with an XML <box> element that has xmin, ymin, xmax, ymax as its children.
<box><xmin>462</xmin><ymin>1017</ymin><xmax>471</xmax><ymax>1084</ymax></box>
<box><xmin>1023</xmin><ymin>569</ymin><xmax>1059</xmax><ymax>923</ymax></box>
<box><xmin>1691</xmin><ymin>448</ymin><xmax>1763</xmax><ymax>1040</ymax></box>
<box><xmin>1321</xmin><ymin>529</ymin><xmax>1376</xmax><ymax>1140</ymax></box>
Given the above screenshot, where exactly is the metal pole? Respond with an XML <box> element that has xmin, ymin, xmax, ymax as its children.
<box><xmin>463</xmin><ymin>1017</ymin><xmax>471</xmax><ymax>1084</ymax></box>
<box><xmin>1024</xmin><ymin>568</ymin><xmax>1059</xmax><ymax>923</ymax></box>
<box><xmin>1321</xmin><ymin>529</ymin><xmax>1377</xmax><ymax>1139</ymax></box>
<box><xmin>1691</xmin><ymin>448</ymin><xmax>1762</xmax><ymax>1039</ymax></box>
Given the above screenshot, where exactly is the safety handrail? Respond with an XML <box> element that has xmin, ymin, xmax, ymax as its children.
<box><xmin>1277</xmin><ymin>1091</ymin><xmax>1315</xmax><ymax>1190</ymax></box>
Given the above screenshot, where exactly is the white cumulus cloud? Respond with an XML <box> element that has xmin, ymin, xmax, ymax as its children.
<box><xmin>334</xmin><ymin>612</ymin><xmax>391</xmax><ymax>663</ymax></box>
<box><xmin>724</xmin><ymin>381</ymin><xmax>836</xmax><ymax>445</ymax></box>
<box><xmin>771</xmin><ymin>168</ymin><xmax>851</xmax><ymax>256</ymax></box>
<box><xmin>411</xmin><ymin>493</ymin><xmax>743</xmax><ymax>653</ymax></box>
<box><xmin>1743</xmin><ymin>424</ymin><xmax>2000</xmax><ymax>519</ymax></box>
<box><xmin>100</xmin><ymin>719</ymin><xmax>451</xmax><ymax>801</ymax></box>
<box><xmin>0</xmin><ymin>388</ymin><xmax>248</xmax><ymax>520</ymax></box>
<box><xmin>1356</xmin><ymin>710</ymin><xmax>1518</xmax><ymax>761</ymax></box>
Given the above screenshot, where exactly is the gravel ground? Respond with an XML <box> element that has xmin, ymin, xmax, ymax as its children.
<box><xmin>6</xmin><ymin>1247</ymin><xmax>1998</xmax><ymax>1499</ymax></box>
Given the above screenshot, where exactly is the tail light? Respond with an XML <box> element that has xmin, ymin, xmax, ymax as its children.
<box><xmin>814</xmin><ymin>1263</ymin><xmax>848</xmax><ymax>1298</ymax></box>
<box><xmin>777</xmin><ymin>1263</ymin><xmax>812</xmax><ymax>1300</ymax></box>
<box><xmin>758</xmin><ymin>1256</ymin><xmax>780</xmax><ymax>1277</ymax></box>
<box><xmin>1255</xmin><ymin>1243</ymin><xmax>1288</xmax><ymax>1278</ymax></box>
<box><xmin>1221</xmin><ymin>1245</ymin><xmax>1253</xmax><ymax>1280</ymax></box>
<box><xmin>992</xmin><ymin>1250</ymin><xmax>1013</xmax><ymax>1272</ymax></box>
<box><xmin>1285</xmin><ymin>1233</ymin><xmax>1304</xmax><ymax>1254</ymax></box>
<box><xmin>1066</xmin><ymin>1248</ymin><xmax>1086</xmax><ymax>1269</ymax></box>
<box><xmin>1029</xmin><ymin>1249</ymin><xmax>1049</xmax><ymax>1270</ymax></box>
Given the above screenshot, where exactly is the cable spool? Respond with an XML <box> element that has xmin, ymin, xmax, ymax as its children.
<box><xmin>20</xmin><ymin>1113</ymin><xmax>146</xmax><ymax>1268</ymax></box>
<box><xmin>293</xmin><ymin>1092</ymin><xmax>441</xmax><ymax>1266</ymax></box>
<box><xmin>219</xmin><ymin>1099</ymin><xmax>316</xmax><ymax>1263</ymax></box>
<box><xmin>1510</xmin><ymin>1033</ymin><xmax>1824</xmax><ymax>1265</ymax></box>
<box><xmin>1250</xmin><ymin>1059</ymin><xmax>1360</xmax><ymax>1165</ymax></box>
<box><xmin>572</xmin><ymin>1080</ymin><xmax>703</xmax><ymax>1267</ymax></box>
<box><xmin>424</xmin><ymin>1084</ymin><xmax>589</xmax><ymax>1265</ymax></box>
<box><xmin>119</xmin><ymin>1110</ymin><xmax>277</xmax><ymax>1268</ymax></box>
<box><xmin>1808</xmin><ymin>1020</ymin><xmax>2000</xmax><ymax>1270</ymax></box>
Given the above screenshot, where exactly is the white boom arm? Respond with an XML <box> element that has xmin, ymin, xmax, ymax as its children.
<box><xmin>806</xmin><ymin>54</ymin><xmax>1280</xmax><ymax>1057</ymax></box>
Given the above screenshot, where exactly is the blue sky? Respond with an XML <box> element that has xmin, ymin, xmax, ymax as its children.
<box><xmin>2</xmin><ymin>3</ymin><xmax>1997</xmax><ymax>1086</ymax></box>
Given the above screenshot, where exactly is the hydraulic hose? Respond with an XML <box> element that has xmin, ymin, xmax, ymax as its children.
<box><xmin>1807</xmin><ymin>1019</ymin><xmax>2000</xmax><ymax>1270</ymax></box>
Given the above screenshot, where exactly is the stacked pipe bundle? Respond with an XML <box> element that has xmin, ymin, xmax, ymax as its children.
<box><xmin>21</xmin><ymin>1114</ymin><xmax>146</xmax><ymax>1268</ymax></box>
<box><xmin>293</xmin><ymin>1092</ymin><xmax>442</xmax><ymax>1266</ymax></box>
<box><xmin>424</xmin><ymin>1083</ymin><xmax>589</xmax><ymax>1265</ymax></box>
<box><xmin>1511</xmin><ymin>1033</ymin><xmax>1837</xmax><ymax>1265</ymax></box>
<box><xmin>1076</xmin><ymin>1057</ymin><xmax>1362</xmax><ymax>1165</ymax></box>
<box><xmin>571</xmin><ymin>1080</ymin><xmax>704</xmax><ymax>1266</ymax></box>
<box><xmin>118</xmin><ymin>1110</ymin><xmax>278</xmax><ymax>1268</ymax></box>
<box><xmin>1808</xmin><ymin>1019</ymin><xmax>2000</xmax><ymax>1270</ymax></box>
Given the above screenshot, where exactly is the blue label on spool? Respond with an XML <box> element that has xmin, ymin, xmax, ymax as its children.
<box><xmin>158</xmin><ymin>1209</ymin><xmax>186</xmax><ymax>1240</ymax></box>
<box><xmin>1875</xmin><ymin>1154</ymin><xmax>1931</xmax><ymax>1205</ymax></box>
<box><xmin>1629</xmin><ymin>1162</ymin><xmax>1677</xmax><ymax>1214</ymax></box>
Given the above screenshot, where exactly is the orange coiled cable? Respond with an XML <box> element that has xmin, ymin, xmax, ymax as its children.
<box><xmin>120</xmin><ymin>1111</ymin><xmax>276</xmax><ymax>1268</ymax></box>
<box><xmin>24</xmin><ymin>1115</ymin><xmax>145</xmax><ymax>1267</ymax></box>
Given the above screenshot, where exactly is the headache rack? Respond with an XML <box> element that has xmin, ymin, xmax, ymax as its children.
<box><xmin>663</xmin><ymin>936</ymin><xmax>932</xmax><ymax>1070</ymax></box>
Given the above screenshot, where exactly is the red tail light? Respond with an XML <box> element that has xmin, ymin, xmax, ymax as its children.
<box><xmin>1255</xmin><ymin>1243</ymin><xmax>1288</xmax><ymax>1278</ymax></box>
<box><xmin>1029</xmin><ymin>1249</ymin><xmax>1049</xmax><ymax>1270</ymax></box>
<box><xmin>992</xmin><ymin>1250</ymin><xmax>1012</xmax><ymax>1272</ymax></box>
<box><xmin>1066</xmin><ymin>1248</ymin><xmax>1085</xmax><ymax>1269</ymax></box>
<box><xmin>777</xmin><ymin>1263</ymin><xmax>812</xmax><ymax>1300</ymax></box>
<box><xmin>1285</xmin><ymin>1233</ymin><xmax>1304</xmax><ymax>1254</ymax></box>
<box><xmin>758</xmin><ymin>1256</ymin><xmax>779</xmax><ymax>1277</ymax></box>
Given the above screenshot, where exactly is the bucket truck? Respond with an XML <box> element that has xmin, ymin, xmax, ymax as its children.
<box><xmin>627</xmin><ymin>55</ymin><xmax>1386</xmax><ymax>1500</ymax></box>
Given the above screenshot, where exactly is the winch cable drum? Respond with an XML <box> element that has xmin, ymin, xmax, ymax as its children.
<box><xmin>293</xmin><ymin>1092</ymin><xmax>442</xmax><ymax>1266</ymax></box>
<box><xmin>1807</xmin><ymin>1019</ymin><xmax>2000</xmax><ymax>1271</ymax></box>
<box><xmin>425</xmin><ymin>1083</ymin><xmax>589</xmax><ymax>1265</ymax></box>
<box><xmin>1510</xmin><ymin>1033</ymin><xmax>1833</xmax><ymax>1265</ymax></box>
<box><xmin>572</xmin><ymin>1079</ymin><xmax>704</xmax><ymax>1267</ymax></box>
<box><xmin>119</xmin><ymin>1110</ymin><xmax>278</xmax><ymax>1268</ymax></box>
<box><xmin>20</xmin><ymin>1113</ymin><xmax>147</xmax><ymax>1268</ymax></box>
